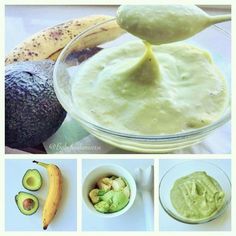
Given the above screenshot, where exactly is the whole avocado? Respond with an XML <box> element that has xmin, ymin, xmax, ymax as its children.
<box><xmin>5</xmin><ymin>60</ymin><xmax>66</xmax><ymax>149</ymax></box>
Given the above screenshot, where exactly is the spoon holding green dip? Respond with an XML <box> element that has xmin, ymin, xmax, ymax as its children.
<box><xmin>117</xmin><ymin>5</ymin><xmax>231</xmax><ymax>45</ymax></box>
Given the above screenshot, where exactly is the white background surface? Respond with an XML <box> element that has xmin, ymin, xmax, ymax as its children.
<box><xmin>5</xmin><ymin>5</ymin><xmax>231</xmax><ymax>154</ymax></box>
<box><xmin>5</xmin><ymin>159</ymin><xmax>77</xmax><ymax>231</ymax></box>
<box><xmin>82</xmin><ymin>159</ymin><xmax>154</xmax><ymax>231</ymax></box>
<box><xmin>159</xmin><ymin>159</ymin><xmax>231</xmax><ymax>231</ymax></box>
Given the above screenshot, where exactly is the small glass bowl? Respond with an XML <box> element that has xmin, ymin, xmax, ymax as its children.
<box><xmin>53</xmin><ymin>19</ymin><xmax>231</xmax><ymax>153</ymax></box>
<box><xmin>159</xmin><ymin>160</ymin><xmax>231</xmax><ymax>224</ymax></box>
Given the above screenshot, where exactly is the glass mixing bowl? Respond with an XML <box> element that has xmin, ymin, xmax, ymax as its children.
<box><xmin>159</xmin><ymin>160</ymin><xmax>231</xmax><ymax>224</ymax></box>
<box><xmin>53</xmin><ymin>18</ymin><xmax>231</xmax><ymax>153</ymax></box>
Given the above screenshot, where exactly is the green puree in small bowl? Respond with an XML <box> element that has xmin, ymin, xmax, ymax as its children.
<box><xmin>171</xmin><ymin>171</ymin><xmax>225</xmax><ymax>220</ymax></box>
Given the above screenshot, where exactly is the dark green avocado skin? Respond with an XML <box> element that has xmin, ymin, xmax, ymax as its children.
<box><xmin>5</xmin><ymin>60</ymin><xmax>66</xmax><ymax>149</ymax></box>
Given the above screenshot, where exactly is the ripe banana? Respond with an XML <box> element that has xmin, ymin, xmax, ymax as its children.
<box><xmin>5</xmin><ymin>15</ymin><xmax>124</xmax><ymax>64</ymax></box>
<box><xmin>33</xmin><ymin>160</ymin><xmax>62</xmax><ymax>230</ymax></box>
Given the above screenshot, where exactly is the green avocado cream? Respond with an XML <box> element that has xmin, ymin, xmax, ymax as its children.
<box><xmin>72</xmin><ymin>40</ymin><xmax>227</xmax><ymax>135</ymax></box>
<box><xmin>171</xmin><ymin>171</ymin><xmax>225</xmax><ymax>220</ymax></box>
<box><xmin>71</xmin><ymin>5</ymin><xmax>228</xmax><ymax>136</ymax></box>
<box><xmin>116</xmin><ymin>5</ymin><xmax>213</xmax><ymax>45</ymax></box>
<box><xmin>89</xmin><ymin>176</ymin><xmax>130</xmax><ymax>213</ymax></box>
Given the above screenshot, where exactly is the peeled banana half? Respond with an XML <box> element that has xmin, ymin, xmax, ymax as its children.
<box><xmin>5</xmin><ymin>15</ymin><xmax>124</xmax><ymax>64</ymax></box>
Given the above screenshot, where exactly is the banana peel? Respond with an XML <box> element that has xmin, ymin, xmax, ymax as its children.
<box><xmin>33</xmin><ymin>160</ymin><xmax>62</xmax><ymax>230</ymax></box>
<box><xmin>5</xmin><ymin>15</ymin><xmax>125</xmax><ymax>64</ymax></box>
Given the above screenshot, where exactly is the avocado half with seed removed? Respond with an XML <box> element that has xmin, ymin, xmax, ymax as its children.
<box><xmin>15</xmin><ymin>192</ymin><xmax>39</xmax><ymax>215</ymax></box>
<box><xmin>22</xmin><ymin>169</ymin><xmax>42</xmax><ymax>191</ymax></box>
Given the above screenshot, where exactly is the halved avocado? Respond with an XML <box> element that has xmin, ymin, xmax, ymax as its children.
<box><xmin>15</xmin><ymin>192</ymin><xmax>39</xmax><ymax>215</ymax></box>
<box><xmin>22</xmin><ymin>169</ymin><xmax>42</xmax><ymax>191</ymax></box>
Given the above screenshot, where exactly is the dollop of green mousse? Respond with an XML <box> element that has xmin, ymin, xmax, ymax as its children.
<box><xmin>123</xmin><ymin>41</ymin><xmax>161</xmax><ymax>83</ymax></box>
<box><xmin>171</xmin><ymin>171</ymin><xmax>225</xmax><ymax>220</ymax></box>
<box><xmin>116</xmin><ymin>5</ymin><xmax>212</xmax><ymax>45</ymax></box>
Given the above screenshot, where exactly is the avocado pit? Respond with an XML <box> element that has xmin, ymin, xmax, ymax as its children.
<box><xmin>23</xmin><ymin>198</ymin><xmax>35</xmax><ymax>211</ymax></box>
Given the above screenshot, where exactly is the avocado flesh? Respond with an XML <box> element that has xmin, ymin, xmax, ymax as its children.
<box><xmin>22</xmin><ymin>169</ymin><xmax>42</xmax><ymax>191</ymax></box>
<box><xmin>95</xmin><ymin>190</ymin><xmax>129</xmax><ymax>213</ymax></box>
<box><xmin>90</xmin><ymin>176</ymin><xmax>130</xmax><ymax>213</ymax></box>
<box><xmin>15</xmin><ymin>192</ymin><xmax>39</xmax><ymax>215</ymax></box>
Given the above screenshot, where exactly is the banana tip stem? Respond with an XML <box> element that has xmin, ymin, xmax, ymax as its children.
<box><xmin>33</xmin><ymin>160</ymin><xmax>49</xmax><ymax>168</ymax></box>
